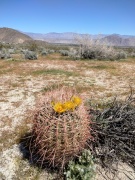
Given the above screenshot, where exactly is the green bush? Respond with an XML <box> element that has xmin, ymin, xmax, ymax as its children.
<box><xmin>24</xmin><ymin>50</ymin><xmax>38</xmax><ymax>60</ymax></box>
<box><xmin>0</xmin><ymin>48</ymin><xmax>11</xmax><ymax>59</ymax></box>
<box><xmin>64</xmin><ymin>149</ymin><xmax>95</xmax><ymax>180</ymax></box>
<box><xmin>41</xmin><ymin>50</ymin><xmax>48</xmax><ymax>56</ymax></box>
<box><xmin>59</xmin><ymin>50</ymin><xmax>69</xmax><ymax>56</ymax></box>
<box><xmin>47</xmin><ymin>49</ymin><xmax>55</xmax><ymax>54</ymax></box>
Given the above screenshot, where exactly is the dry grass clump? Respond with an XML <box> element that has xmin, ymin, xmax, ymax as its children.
<box><xmin>28</xmin><ymin>87</ymin><xmax>92</xmax><ymax>169</ymax></box>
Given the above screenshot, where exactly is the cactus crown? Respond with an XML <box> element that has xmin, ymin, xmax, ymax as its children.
<box><xmin>51</xmin><ymin>96</ymin><xmax>82</xmax><ymax>113</ymax></box>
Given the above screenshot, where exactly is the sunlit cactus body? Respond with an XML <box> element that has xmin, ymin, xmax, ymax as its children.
<box><xmin>31</xmin><ymin>87</ymin><xmax>92</xmax><ymax>168</ymax></box>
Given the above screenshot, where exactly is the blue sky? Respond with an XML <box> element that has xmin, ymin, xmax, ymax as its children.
<box><xmin>0</xmin><ymin>0</ymin><xmax>135</xmax><ymax>35</ymax></box>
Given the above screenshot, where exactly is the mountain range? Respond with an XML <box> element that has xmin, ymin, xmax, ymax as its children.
<box><xmin>25</xmin><ymin>32</ymin><xmax>135</xmax><ymax>46</ymax></box>
<box><xmin>0</xmin><ymin>27</ymin><xmax>135</xmax><ymax>46</ymax></box>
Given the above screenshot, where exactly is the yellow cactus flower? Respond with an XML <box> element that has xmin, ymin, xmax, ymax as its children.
<box><xmin>53</xmin><ymin>102</ymin><xmax>66</xmax><ymax>113</ymax></box>
<box><xmin>64</xmin><ymin>101</ymin><xmax>75</xmax><ymax>111</ymax></box>
<box><xmin>71</xmin><ymin>96</ymin><xmax>82</xmax><ymax>106</ymax></box>
<box><xmin>51</xmin><ymin>96</ymin><xmax>82</xmax><ymax>113</ymax></box>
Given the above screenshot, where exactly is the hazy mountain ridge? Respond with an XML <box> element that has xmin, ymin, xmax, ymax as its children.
<box><xmin>25</xmin><ymin>32</ymin><xmax>135</xmax><ymax>46</ymax></box>
<box><xmin>25</xmin><ymin>32</ymin><xmax>107</xmax><ymax>42</ymax></box>
<box><xmin>102</xmin><ymin>34</ymin><xmax>135</xmax><ymax>46</ymax></box>
<box><xmin>0</xmin><ymin>27</ymin><xmax>135</xmax><ymax>46</ymax></box>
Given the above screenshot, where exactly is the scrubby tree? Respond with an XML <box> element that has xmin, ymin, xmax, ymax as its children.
<box><xmin>72</xmin><ymin>34</ymin><xmax>127</xmax><ymax>60</ymax></box>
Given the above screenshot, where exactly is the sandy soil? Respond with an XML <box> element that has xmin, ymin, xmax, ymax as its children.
<box><xmin>0</xmin><ymin>56</ymin><xmax>135</xmax><ymax>179</ymax></box>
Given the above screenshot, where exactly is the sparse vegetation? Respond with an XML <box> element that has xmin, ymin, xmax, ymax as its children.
<box><xmin>60</xmin><ymin>35</ymin><xmax>128</xmax><ymax>60</ymax></box>
<box><xmin>32</xmin><ymin>69</ymin><xmax>78</xmax><ymax>77</ymax></box>
<box><xmin>0</xmin><ymin>43</ymin><xmax>135</xmax><ymax>179</ymax></box>
<box><xmin>76</xmin><ymin>35</ymin><xmax>127</xmax><ymax>60</ymax></box>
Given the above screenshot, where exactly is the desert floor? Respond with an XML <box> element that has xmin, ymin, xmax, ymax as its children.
<box><xmin>0</xmin><ymin>54</ymin><xmax>135</xmax><ymax>179</ymax></box>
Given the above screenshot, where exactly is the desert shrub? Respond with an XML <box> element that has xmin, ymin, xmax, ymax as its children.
<box><xmin>29</xmin><ymin>87</ymin><xmax>92</xmax><ymax>169</ymax></box>
<box><xmin>0</xmin><ymin>48</ymin><xmax>11</xmax><ymax>59</ymax></box>
<box><xmin>21</xmin><ymin>49</ymin><xmax>28</xmax><ymax>54</ymax></box>
<box><xmin>73</xmin><ymin>35</ymin><xmax>127</xmax><ymax>60</ymax></box>
<box><xmin>0</xmin><ymin>52</ymin><xmax>11</xmax><ymax>59</ymax></box>
<box><xmin>67</xmin><ymin>48</ymin><xmax>81</xmax><ymax>60</ymax></box>
<box><xmin>8</xmin><ymin>48</ymin><xmax>15</xmax><ymax>54</ymax></box>
<box><xmin>119</xmin><ymin>51</ymin><xmax>127</xmax><ymax>59</ymax></box>
<box><xmin>130</xmin><ymin>52</ymin><xmax>135</xmax><ymax>57</ymax></box>
<box><xmin>0</xmin><ymin>48</ymin><xmax>6</xmax><ymax>54</ymax></box>
<box><xmin>47</xmin><ymin>49</ymin><xmax>55</xmax><ymax>54</ymax></box>
<box><xmin>24</xmin><ymin>50</ymin><xmax>38</xmax><ymax>60</ymax></box>
<box><xmin>115</xmin><ymin>51</ymin><xmax>127</xmax><ymax>60</ymax></box>
<box><xmin>89</xmin><ymin>91</ymin><xmax>135</xmax><ymax>170</ymax></box>
<box><xmin>124</xmin><ymin>47</ymin><xmax>135</xmax><ymax>57</ymax></box>
<box><xmin>0</xmin><ymin>42</ymin><xmax>12</xmax><ymax>50</ymax></box>
<box><xmin>41</xmin><ymin>49</ymin><xmax>55</xmax><ymax>56</ymax></box>
<box><xmin>64</xmin><ymin>149</ymin><xmax>95</xmax><ymax>180</ymax></box>
<box><xmin>59</xmin><ymin>50</ymin><xmax>70</xmax><ymax>56</ymax></box>
<box><xmin>60</xmin><ymin>49</ymin><xmax>80</xmax><ymax>59</ymax></box>
<box><xmin>81</xmin><ymin>48</ymin><xmax>97</xmax><ymax>59</ymax></box>
<box><xmin>41</xmin><ymin>50</ymin><xmax>48</xmax><ymax>56</ymax></box>
<box><xmin>0</xmin><ymin>43</ymin><xmax>3</xmax><ymax>50</ymax></box>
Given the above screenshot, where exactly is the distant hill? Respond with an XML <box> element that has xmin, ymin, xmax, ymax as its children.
<box><xmin>0</xmin><ymin>27</ymin><xmax>32</xmax><ymax>44</ymax></box>
<box><xmin>102</xmin><ymin>34</ymin><xmax>135</xmax><ymax>46</ymax></box>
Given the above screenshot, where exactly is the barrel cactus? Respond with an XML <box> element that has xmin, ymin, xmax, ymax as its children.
<box><xmin>30</xmin><ymin>87</ymin><xmax>92</xmax><ymax>169</ymax></box>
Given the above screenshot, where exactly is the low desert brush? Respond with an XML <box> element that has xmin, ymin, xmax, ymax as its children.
<box><xmin>64</xmin><ymin>149</ymin><xmax>95</xmax><ymax>180</ymax></box>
